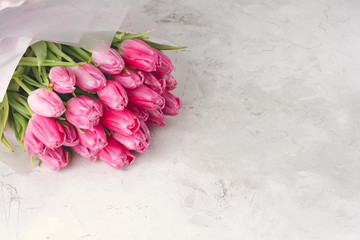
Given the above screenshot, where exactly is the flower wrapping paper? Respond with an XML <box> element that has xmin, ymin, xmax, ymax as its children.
<box><xmin>0</xmin><ymin>0</ymin><xmax>201</xmax><ymax>172</ymax></box>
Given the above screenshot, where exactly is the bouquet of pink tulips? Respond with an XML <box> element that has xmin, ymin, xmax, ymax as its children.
<box><xmin>0</xmin><ymin>31</ymin><xmax>184</xmax><ymax>170</ymax></box>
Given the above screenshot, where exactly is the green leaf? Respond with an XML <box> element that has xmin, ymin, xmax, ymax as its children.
<box><xmin>21</xmin><ymin>74</ymin><xmax>46</xmax><ymax>88</ymax></box>
<box><xmin>0</xmin><ymin>93</ymin><xmax>10</xmax><ymax>135</ymax></box>
<box><xmin>13</xmin><ymin>110</ymin><xmax>28</xmax><ymax>142</ymax></box>
<box><xmin>47</xmin><ymin>42</ymin><xmax>76</xmax><ymax>64</ymax></box>
<box><xmin>66</xmin><ymin>45</ymin><xmax>91</xmax><ymax>62</ymax></box>
<box><xmin>0</xmin><ymin>94</ymin><xmax>13</xmax><ymax>151</ymax></box>
<box><xmin>23</xmin><ymin>66</ymin><xmax>31</xmax><ymax>75</ymax></box>
<box><xmin>7</xmin><ymin>79</ymin><xmax>20</xmax><ymax>92</ymax></box>
<box><xmin>46</xmin><ymin>51</ymin><xmax>60</xmax><ymax>61</ymax></box>
<box><xmin>123</xmin><ymin>66</ymin><xmax>130</xmax><ymax>74</ymax></box>
<box><xmin>7</xmin><ymin>91</ymin><xmax>32</xmax><ymax>119</ymax></box>
<box><xmin>1</xmin><ymin>134</ymin><xmax>13</xmax><ymax>152</ymax></box>
<box><xmin>13</xmin><ymin>66</ymin><xmax>26</xmax><ymax>76</ymax></box>
<box><xmin>1</xmin><ymin>93</ymin><xmax>9</xmax><ymax>128</ymax></box>
<box><xmin>12</xmin><ymin>77</ymin><xmax>33</xmax><ymax>94</ymax></box>
<box><xmin>62</xmin><ymin>45</ymin><xmax>87</xmax><ymax>62</ymax></box>
<box><xmin>31</xmin><ymin>41</ymin><xmax>47</xmax><ymax>70</ymax></box>
<box><xmin>114</xmin><ymin>30</ymin><xmax>153</xmax><ymax>41</ymax></box>
<box><xmin>31</xmin><ymin>66</ymin><xmax>44</xmax><ymax>84</ymax></box>
<box><xmin>8</xmin><ymin>108</ymin><xmax>21</xmax><ymax>142</ymax></box>
<box><xmin>142</xmin><ymin>40</ymin><xmax>186</xmax><ymax>50</ymax></box>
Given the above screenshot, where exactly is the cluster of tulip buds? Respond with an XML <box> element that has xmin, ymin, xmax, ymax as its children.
<box><xmin>0</xmin><ymin>31</ymin><xmax>184</xmax><ymax>170</ymax></box>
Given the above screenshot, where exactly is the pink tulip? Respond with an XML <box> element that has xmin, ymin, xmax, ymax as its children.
<box><xmin>126</xmin><ymin>104</ymin><xmax>149</xmax><ymax>122</ymax></box>
<box><xmin>109</xmin><ymin>67</ymin><xmax>144</xmax><ymax>89</ymax></box>
<box><xmin>76</xmin><ymin>124</ymin><xmax>107</xmax><ymax>152</ymax></box>
<box><xmin>127</xmin><ymin>85</ymin><xmax>165</xmax><ymax>110</ymax></box>
<box><xmin>72</xmin><ymin>144</ymin><xmax>98</xmax><ymax>161</ymax></box>
<box><xmin>49</xmin><ymin>66</ymin><xmax>76</xmax><ymax>93</ymax></box>
<box><xmin>97</xmin><ymin>80</ymin><xmax>128</xmax><ymax>111</ymax></box>
<box><xmin>27</xmin><ymin>88</ymin><xmax>65</xmax><ymax>118</ymax></box>
<box><xmin>38</xmin><ymin>147</ymin><xmax>69</xmax><ymax>170</ymax></box>
<box><xmin>118</xmin><ymin>39</ymin><xmax>159</xmax><ymax>72</ymax></box>
<box><xmin>146</xmin><ymin>109</ymin><xmax>166</xmax><ymax>126</ymax></box>
<box><xmin>72</xmin><ymin>63</ymin><xmax>106</xmax><ymax>92</ymax></box>
<box><xmin>101</xmin><ymin>108</ymin><xmax>140</xmax><ymax>136</ymax></box>
<box><xmin>162</xmin><ymin>91</ymin><xmax>182</xmax><ymax>116</ymax></box>
<box><xmin>61</xmin><ymin>121</ymin><xmax>79</xmax><ymax>147</ymax></box>
<box><xmin>143</xmin><ymin>71</ymin><xmax>165</xmax><ymax>95</ymax></box>
<box><xmin>97</xmin><ymin>137</ymin><xmax>135</xmax><ymax>168</ymax></box>
<box><xmin>25</xmin><ymin>114</ymin><xmax>66</xmax><ymax>149</ymax></box>
<box><xmin>154</xmin><ymin>73</ymin><xmax>177</xmax><ymax>91</ymax></box>
<box><xmin>65</xmin><ymin>96</ymin><xmax>103</xmax><ymax>130</ymax></box>
<box><xmin>92</xmin><ymin>48</ymin><xmax>125</xmax><ymax>74</ymax></box>
<box><xmin>113</xmin><ymin>121</ymin><xmax>150</xmax><ymax>153</ymax></box>
<box><xmin>24</xmin><ymin>129</ymin><xmax>45</xmax><ymax>156</ymax></box>
<box><xmin>153</xmin><ymin>49</ymin><xmax>174</xmax><ymax>75</ymax></box>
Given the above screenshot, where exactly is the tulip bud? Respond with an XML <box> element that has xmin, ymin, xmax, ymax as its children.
<box><xmin>154</xmin><ymin>73</ymin><xmax>177</xmax><ymax>91</ymax></box>
<box><xmin>162</xmin><ymin>91</ymin><xmax>182</xmax><ymax>116</ymax></box>
<box><xmin>92</xmin><ymin>48</ymin><xmax>125</xmax><ymax>74</ymax></box>
<box><xmin>119</xmin><ymin>39</ymin><xmax>159</xmax><ymax>72</ymax></box>
<box><xmin>76</xmin><ymin>124</ymin><xmax>107</xmax><ymax>152</ymax></box>
<box><xmin>27</xmin><ymin>88</ymin><xmax>66</xmax><ymax>118</ymax></box>
<box><xmin>65</xmin><ymin>96</ymin><xmax>103</xmax><ymax>130</ymax></box>
<box><xmin>24</xmin><ymin>130</ymin><xmax>45</xmax><ymax>156</ymax></box>
<box><xmin>61</xmin><ymin>121</ymin><xmax>79</xmax><ymax>147</ymax></box>
<box><xmin>72</xmin><ymin>63</ymin><xmax>106</xmax><ymax>92</ymax></box>
<box><xmin>97</xmin><ymin>80</ymin><xmax>128</xmax><ymax>111</ymax></box>
<box><xmin>109</xmin><ymin>67</ymin><xmax>144</xmax><ymax>89</ymax></box>
<box><xmin>113</xmin><ymin>121</ymin><xmax>150</xmax><ymax>153</ymax></box>
<box><xmin>97</xmin><ymin>137</ymin><xmax>135</xmax><ymax>168</ymax></box>
<box><xmin>146</xmin><ymin>109</ymin><xmax>166</xmax><ymax>127</ymax></box>
<box><xmin>25</xmin><ymin>114</ymin><xmax>66</xmax><ymax>149</ymax></box>
<box><xmin>38</xmin><ymin>147</ymin><xmax>69</xmax><ymax>170</ymax></box>
<box><xmin>72</xmin><ymin>144</ymin><xmax>98</xmax><ymax>161</ymax></box>
<box><xmin>49</xmin><ymin>66</ymin><xmax>76</xmax><ymax>93</ymax></box>
<box><xmin>101</xmin><ymin>108</ymin><xmax>140</xmax><ymax>136</ymax></box>
<box><xmin>143</xmin><ymin>71</ymin><xmax>166</xmax><ymax>95</ymax></box>
<box><xmin>126</xmin><ymin>104</ymin><xmax>149</xmax><ymax>122</ymax></box>
<box><xmin>153</xmin><ymin>49</ymin><xmax>174</xmax><ymax>75</ymax></box>
<box><xmin>127</xmin><ymin>85</ymin><xmax>165</xmax><ymax>110</ymax></box>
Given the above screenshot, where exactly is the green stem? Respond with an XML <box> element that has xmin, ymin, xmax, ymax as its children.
<box><xmin>13</xmin><ymin>66</ymin><xmax>26</xmax><ymax>76</ymax></box>
<box><xmin>47</xmin><ymin>42</ymin><xmax>76</xmax><ymax>64</ymax></box>
<box><xmin>68</xmin><ymin>46</ymin><xmax>91</xmax><ymax>61</ymax></box>
<box><xmin>13</xmin><ymin>77</ymin><xmax>32</xmax><ymax>94</ymax></box>
<box><xmin>31</xmin><ymin>66</ymin><xmax>44</xmax><ymax>85</ymax></box>
<box><xmin>114</xmin><ymin>32</ymin><xmax>125</xmax><ymax>41</ymax></box>
<box><xmin>74</xmin><ymin>89</ymin><xmax>103</xmax><ymax>107</ymax></box>
<box><xmin>83</xmin><ymin>48</ymin><xmax>93</xmax><ymax>54</ymax></box>
<box><xmin>15</xmin><ymin>95</ymin><xmax>33</xmax><ymax>117</ymax></box>
<box><xmin>46</xmin><ymin>51</ymin><xmax>60</xmax><ymax>61</ymax></box>
<box><xmin>18</xmin><ymin>61</ymin><xmax>77</xmax><ymax>67</ymax></box>
<box><xmin>7</xmin><ymin>91</ymin><xmax>33</xmax><ymax>118</ymax></box>
<box><xmin>114</xmin><ymin>30</ymin><xmax>153</xmax><ymax>41</ymax></box>
<box><xmin>62</xmin><ymin>46</ymin><xmax>87</xmax><ymax>62</ymax></box>
<box><xmin>111</xmin><ymin>43</ymin><xmax>119</xmax><ymax>49</ymax></box>
<box><xmin>41</xmin><ymin>67</ymin><xmax>49</xmax><ymax>86</ymax></box>
<box><xmin>123</xmin><ymin>67</ymin><xmax>130</xmax><ymax>74</ymax></box>
<box><xmin>21</xmin><ymin>74</ymin><xmax>46</xmax><ymax>88</ymax></box>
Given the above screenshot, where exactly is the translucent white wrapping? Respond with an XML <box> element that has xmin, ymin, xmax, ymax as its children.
<box><xmin>0</xmin><ymin>0</ymin><xmax>201</xmax><ymax>172</ymax></box>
